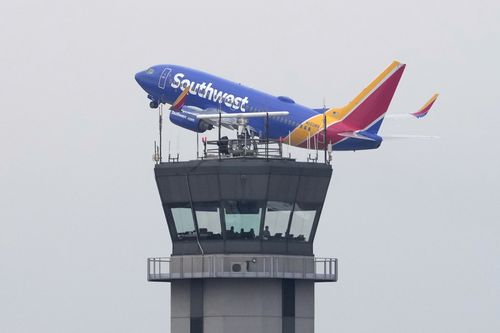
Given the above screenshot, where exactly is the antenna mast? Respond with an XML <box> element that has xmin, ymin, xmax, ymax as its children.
<box><xmin>159</xmin><ymin>104</ymin><xmax>163</xmax><ymax>162</ymax></box>
<box><xmin>323</xmin><ymin>99</ymin><xmax>327</xmax><ymax>164</ymax></box>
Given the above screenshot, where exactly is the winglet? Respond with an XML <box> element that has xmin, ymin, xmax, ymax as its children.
<box><xmin>170</xmin><ymin>86</ymin><xmax>190</xmax><ymax>112</ymax></box>
<box><xmin>411</xmin><ymin>93</ymin><xmax>439</xmax><ymax>118</ymax></box>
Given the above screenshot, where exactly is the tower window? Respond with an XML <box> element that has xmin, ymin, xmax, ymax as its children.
<box><xmin>170</xmin><ymin>204</ymin><xmax>197</xmax><ymax>241</ymax></box>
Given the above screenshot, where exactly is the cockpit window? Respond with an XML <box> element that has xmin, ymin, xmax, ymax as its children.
<box><xmin>146</xmin><ymin>68</ymin><xmax>155</xmax><ymax>74</ymax></box>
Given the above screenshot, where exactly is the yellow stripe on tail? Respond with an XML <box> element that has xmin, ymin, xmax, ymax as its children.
<box><xmin>285</xmin><ymin>61</ymin><xmax>404</xmax><ymax>146</ymax></box>
<box><xmin>325</xmin><ymin>61</ymin><xmax>402</xmax><ymax>121</ymax></box>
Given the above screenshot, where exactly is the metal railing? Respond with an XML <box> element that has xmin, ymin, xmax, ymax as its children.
<box><xmin>202</xmin><ymin>137</ymin><xmax>286</xmax><ymax>160</ymax></box>
<box><xmin>147</xmin><ymin>255</ymin><xmax>337</xmax><ymax>282</ymax></box>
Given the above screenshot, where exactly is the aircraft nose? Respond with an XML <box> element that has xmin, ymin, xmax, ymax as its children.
<box><xmin>135</xmin><ymin>71</ymin><xmax>147</xmax><ymax>88</ymax></box>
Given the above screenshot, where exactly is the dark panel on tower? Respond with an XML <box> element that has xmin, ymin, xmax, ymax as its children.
<box><xmin>219</xmin><ymin>174</ymin><xmax>269</xmax><ymax>200</ymax></box>
<box><xmin>296</xmin><ymin>176</ymin><xmax>331</xmax><ymax>203</ymax></box>
<box><xmin>158</xmin><ymin>175</ymin><xmax>190</xmax><ymax>204</ymax></box>
<box><xmin>189</xmin><ymin>174</ymin><xmax>219</xmax><ymax>202</ymax></box>
<box><xmin>267</xmin><ymin>174</ymin><xmax>299</xmax><ymax>202</ymax></box>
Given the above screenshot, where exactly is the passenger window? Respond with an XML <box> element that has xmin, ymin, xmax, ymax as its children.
<box><xmin>288</xmin><ymin>202</ymin><xmax>318</xmax><ymax>241</ymax></box>
<box><xmin>194</xmin><ymin>202</ymin><xmax>222</xmax><ymax>240</ymax></box>
<box><xmin>224</xmin><ymin>200</ymin><xmax>262</xmax><ymax>240</ymax></box>
<box><xmin>170</xmin><ymin>204</ymin><xmax>197</xmax><ymax>241</ymax></box>
<box><xmin>263</xmin><ymin>201</ymin><xmax>292</xmax><ymax>240</ymax></box>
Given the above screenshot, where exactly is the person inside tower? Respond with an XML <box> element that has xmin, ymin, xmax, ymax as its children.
<box><xmin>217</xmin><ymin>136</ymin><xmax>229</xmax><ymax>155</ymax></box>
<box><xmin>227</xmin><ymin>226</ymin><xmax>236</xmax><ymax>239</ymax></box>
<box><xmin>263</xmin><ymin>226</ymin><xmax>271</xmax><ymax>240</ymax></box>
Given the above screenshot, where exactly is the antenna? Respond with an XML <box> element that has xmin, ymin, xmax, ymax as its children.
<box><xmin>218</xmin><ymin>104</ymin><xmax>222</xmax><ymax>140</ymax></box>
<box><xmin>218</xmin><ymin>102</ymin><xmax>222</xmax><ymax>160</ymax></box>
<box><xmin>153</xmin><ymin>140</ymin><xmax>160</xmax><ymax>164</ymax></box>
<box><xmin>159</xmin><ymin>104</ymin><xmax>163</xmax><ymax>162</ymax></box>
<box><xmin>307</xmin><ymin>130</ymin><xmax>311</xmax><ymax>162</ymax></box>
<box><xmin>265</xmin><ymin>112</ymin><xmax>269</xmax><ymax>160</ymax></box>
<box><xmin>176</xmin><ymin>131</ymin><xmax>179</xmax><ymax>159</ymax></box>
<box><xmin>288</xmin><ymin>130</ymin><xmax>291</xmax><ymax>159</ymax></box>
<box><xmin>328</xmin><ymin>140</ymin><xmax>333</xmax><ymax>163</ymax></box>
<box><xmin>314</xmin><ymin>131</ymin><xmax>318</xmax><ymax>162</ymax></box>
<box><xmin>323</xmin><ymin>98</ymin><xmax>327</xmax><ymax>164</ymax></box>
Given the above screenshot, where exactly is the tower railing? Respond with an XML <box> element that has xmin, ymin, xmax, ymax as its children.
<box><xmin>147</xmin><ymin>255</ymin><xmax>337</xmax><ymax>282</ymax></box>
<box><xmin>201</xmin><ymin>137</ymin><xmax>285</xmax><ymax>160</ymax></box>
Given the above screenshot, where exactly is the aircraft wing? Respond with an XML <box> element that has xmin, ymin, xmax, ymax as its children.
<box><xmin>168</xmin><ymin>86</ymin><xmax>289</xmax><ymax>130</ymax></box>
<box><xmin>180</xmin><ymin>106</ymin><xmax>237</xmax><ymax>130</ymax></box>
<box><xmin>180</xmin><ymin>107</ymin><xmax>289</xmax><ymax>132</ymax></box>
<box><xmin>195</xmin><ymin>111</ymin><xmax>289</xmax><ymax>119</ymax></box>
<box><xmin>386</xmin><ymin>93</ymin><xmax>439</xmax><ymax>119</ymax></box>
<box><xmin>411</xmin><ymin>93</ymin><xmax>439</xmax><ymax>118</ymax></box>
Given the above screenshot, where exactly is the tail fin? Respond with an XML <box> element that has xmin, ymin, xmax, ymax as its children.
<box><xmin>326</xmin><ymin>61</ymin><xmax>405</xmax><ymax>134</ymax></box>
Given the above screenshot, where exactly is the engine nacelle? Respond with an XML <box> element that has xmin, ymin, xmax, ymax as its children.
<box><xmin>169</xmin><ymin>111</ymin><xmax>213</xmax><ymax>133</ymax></box>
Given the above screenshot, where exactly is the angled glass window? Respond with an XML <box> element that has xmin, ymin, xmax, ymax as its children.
<box><xmin>170</xmin><ymin>204</ymin><xmax>197</xmax><ymax>241</ymax></box>
<box><xmin>194</xmin><ymin>202</ymin><xmax>222</xmax><ymax>240</ymax></box>
<box><xmin>263</xmin><ymin>201</ymin><xmax>292</xmax><ymax>240</ymax></box>
<box><xmin>288</xmin><ymin>202</ymin><xmax>318</xmax><ymax>242</ymax></box>
<box><xmin>223</xmin><ymin>200</ymin><xmax>262</xmax><ymax>240</ymax></box>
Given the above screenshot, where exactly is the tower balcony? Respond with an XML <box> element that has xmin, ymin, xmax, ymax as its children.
<box><xmin>147</xmin><ymin>255</ymin><xmax>337</xmax><ymax>282</ymax></box>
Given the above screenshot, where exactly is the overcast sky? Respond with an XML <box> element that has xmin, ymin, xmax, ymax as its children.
<box><xmin>1</xmin><ymin>0</ymin><xmax>499</xmax><ymax>332</ymax></box>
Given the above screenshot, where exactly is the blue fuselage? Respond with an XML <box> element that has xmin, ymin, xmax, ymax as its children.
<box><xmin>135</xmin><ymin>64</ymin><xmax>384</xmax><ymax>151</ymax></box>
<box><xmin>136</xmin><ymin>65</ymin><xmax>321</xmax><ymax>139</ymax></box>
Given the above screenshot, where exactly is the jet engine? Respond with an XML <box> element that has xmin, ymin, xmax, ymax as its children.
<box><xmin>169</xmin><ymin>111</ymin><xmax>213</xmax><ymax>133</ymax></box>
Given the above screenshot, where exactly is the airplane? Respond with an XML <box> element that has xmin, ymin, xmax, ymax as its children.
<box><xmin>135</xmin><ymin>61</ymin><xmax>438</xmax><ymax>151</ymax></box>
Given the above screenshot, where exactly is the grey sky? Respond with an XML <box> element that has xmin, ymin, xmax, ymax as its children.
<box><xmin>1</xmin><ymin>0</ymin><xmax>499</xmax><ymax>332</ymax></box>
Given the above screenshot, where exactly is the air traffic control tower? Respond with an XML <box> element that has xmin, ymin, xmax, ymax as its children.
<box><xmin>147</xmin><ymin>137</ymin><xmax>337</xmax><ymax>333</ymax></box>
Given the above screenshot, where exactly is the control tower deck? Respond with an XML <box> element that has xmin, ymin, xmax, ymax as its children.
<box><xmin>154</xmin><ymin>158</ymin><xmax>332</xmax><ymax>256</ymax></box>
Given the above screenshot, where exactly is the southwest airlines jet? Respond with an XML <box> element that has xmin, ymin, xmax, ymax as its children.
<box><xmin>135</xmin><ymin>61</ymin><xmax>438</xmax><ymax>151</ymax></box>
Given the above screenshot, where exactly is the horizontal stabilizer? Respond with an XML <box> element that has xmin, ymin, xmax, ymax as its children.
<box><xmin>382</xmin><ymin>134</ymin><xmax>440</xmax><ymax>140</ymax></box>
<box><xmin>385</xmin><ymin>114</ymin><xmax>414</xmax><ymax>119</ymax></box>
<box><xmin>338</xmin><ymin>131</ymin><xmax>381</xmax><ymax>141</ymax></box>
<box><xmin>196</xmin><ymin>111</ymin><xmax>289</xmax><ymax>120</ymax></box>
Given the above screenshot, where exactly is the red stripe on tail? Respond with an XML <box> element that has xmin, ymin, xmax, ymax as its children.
<box><xmin>343</xmin><ymin>64</ymin><xmax>405</xmax><ymax>130</ymax></box>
